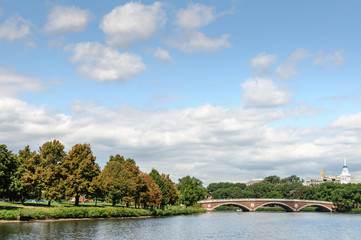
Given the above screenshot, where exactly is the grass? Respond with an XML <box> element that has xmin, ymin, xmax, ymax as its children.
<box><xmin>0</xmin><ymin>202</ymin><xmax>206</xmax><ymax>221</ymax></box>
<box><xmin>299</xmin><ymin>207</ymin><xmax>318</xmax><ymax>212</ymax></box>
<box><xmin>349</xmin><ymin>208</ymin><xmax>361</xmax><ymax>213</ymax></box>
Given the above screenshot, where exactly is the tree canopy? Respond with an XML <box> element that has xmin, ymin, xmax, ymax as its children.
<box><xmin>178</xmin><ymin>176</ymin><xmax>206</xmax><ymax>207</ymax></box>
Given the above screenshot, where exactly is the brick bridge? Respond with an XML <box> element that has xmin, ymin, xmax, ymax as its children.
<box><xmin>199</xmin><ymin>199</ymin><xmax>335</xmax><ymax>212</ymax></box>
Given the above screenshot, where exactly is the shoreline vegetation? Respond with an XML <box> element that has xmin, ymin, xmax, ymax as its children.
<box><xmin>3</xmin><ymin>141</ymin><xmax>361</xmax><ymax>217</ymax></box>
<box><xmin>0</xmin><ymin>202</ymin><xmax>206</xmax><ymax>222</ymax></box>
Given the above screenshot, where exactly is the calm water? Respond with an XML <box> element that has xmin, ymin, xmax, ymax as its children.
<box><xmin>1</xmin><ymin>211</ymin><xmax>360</xmax><ymax>240</ymax></box>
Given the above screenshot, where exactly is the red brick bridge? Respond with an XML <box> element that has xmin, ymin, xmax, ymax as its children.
<box><xmin>199</xmin><ymin>198</ymin><xmax>335</xmax><ymax>212</ymax></box>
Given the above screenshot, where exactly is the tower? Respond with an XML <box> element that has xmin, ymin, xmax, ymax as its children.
<box><xmin>339</xmin><ymin>157</ymin><xmax>351</xmax><ymax>184</ymax></box>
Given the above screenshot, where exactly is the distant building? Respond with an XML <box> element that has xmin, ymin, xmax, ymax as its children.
<box><xmin>305</xmin><ymin>158</ymin><xmax>361</xmax><ymax>186</ymax></box>
<box><xmin>246</xmin><ymin>178</ymin><xmax>263</xmax><ymax>186</ymax></box>
<box><xmin>339</xmin><ymin>158</ymin><xmax>351</xmax><ymax>184</ymax></box>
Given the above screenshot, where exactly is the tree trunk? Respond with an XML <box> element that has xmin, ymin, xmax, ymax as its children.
<box><xmin>47</xmin><ymin>200</ymin><xmax>51</xmax><ymax>207</ymax></box>
<box><xmin>95</xmin><ymin>197</ymin><xmax>97</xmax><ymax>207</ymax></box>
<box><xmin>75</xmin><ymin>195</ymin><xmax>79</xmax><ymax>206</ymax></box>
<box><xmin>112</xmin><ymin>198</ymin><xmax>116</xmax><ymax>207</ymax></box>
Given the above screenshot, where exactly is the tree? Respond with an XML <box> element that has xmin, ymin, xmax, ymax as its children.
<box><xmin>247</xmin><ymin>181</ymin><xmax>279</xmax><ymax>198</ymax></box>
<box><xmin>88</xmin><ymin>175</ymin><xmax>104</xmax><ymax>206</ymax></box>
<box><xmin>109</xmin><ymin>154</ymin><xmax>125</xmax><ymax>163</ymax></box>
<box><xmin>281</xmin><ymin>175</ymin><xmax>303</xmax><ymax>184</ymax></box>
<box><xmin>162</xmin><ymin>174</ymin><xmax>180</xmax><ymax>206</ymax></box>
<box><xmin>212</xmin><ymin>188</ymin><xmax>233</xmax><ymax>199</ymax></box>
<box><xmin>149</xmin><ymin>169</ymin><xmax>167</xmax><ymax>209</ymax></box>
<box><xmin>177</xmin><ymin>176</ymin><xmax>206</xmax><ymax>207</ymax></box>
<box><xmin>207</xmin><ymin>182</ymin><xmax>247</xmax><ymax>199</ymax></box>
<box><xmin>264</xmin><ymin>175</ymin><xmax>281</xmax><ymax>184</ymax></box>
<box><xmin>9</xmin><ymin>146</ymin><xmax>38</xmax><ymax>203</ymax></box>
<box><xmin>100</xmin><ymin>160</ymin><xmax>135</xmax><ymax>206</ymax></box>
<box><xmin>139</xmin><ymin>173</ymin><xmax>162</xmax><ymax>208</ymax></box>
<box><xmin>39</xmin><ymin>140</ymin><xmax>66</xmax><ymax>207</ymax></box>
<box><xmin>62</xmin><ymin>143</ymin><xmax>100</xmax><ymax>206</ymax></box>
<box><xmin>121</xmin><ymin>158</ymin><xmax>140</xmax><ymax>207</ymax></box>
<box><xmin>0</xmin><ymin>144</ymin><xmax>18</xmax><ymax>199</ymax></box>
<box><xmin>21</xmin><ymin>151</ymin><xmax>43</xmax><ymax>202</ymax></box>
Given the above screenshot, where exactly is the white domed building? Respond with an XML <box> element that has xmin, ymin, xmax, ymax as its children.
<box><xmin>305</xmin><ymin>158</ymin><xmax>361</xmax><ymax>185</ymax></box>
<box><xmin>339</xmin><ymin>158</ymin><xmax>351</xmax><ymax>184</ymax></box>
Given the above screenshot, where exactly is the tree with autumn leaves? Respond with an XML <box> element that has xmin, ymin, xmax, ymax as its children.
<box><xmin>1</xmin><ymin>140</ymin><xmax>187</xmax><ymax>209</ymax></box>
<box><xmin>62</xmin><ymin>144</ymin><xmax>100</xmax><ymax>206</ymax></box>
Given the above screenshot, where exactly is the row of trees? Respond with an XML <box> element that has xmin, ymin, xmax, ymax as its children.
<box><xmin>207</xmin><ymin>175</ymin><xmax>303</xmax><ymax>199</ymax></box>
<box><xmin>0</xmin><ymin>141</ymin><xmax>206</xmax><ymax>208</ymax></box>
<box><xmin>207</xmin><ymin>175</ymin><xmax>361</xmax><ymax>211</ymax></box>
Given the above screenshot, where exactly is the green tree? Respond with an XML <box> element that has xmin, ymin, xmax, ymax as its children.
<box><xmin>9</xmin><ymin>146</ymin><xmax>36</xmax><ymax>202</ymax></box>
<box><xmin>121</xmin><ymin>158</ymin><xmax>140</xmax><ymax>207</ymax></box>
<box><xmin>177</xmin><ymin>176</ymin><xmax>206</xmax><ymax>207</ymax></box>
<box><xmin>21</xmin><ymin>151</ymin><xmax>43</xmax><ymax>202</ymax></box>
<box><xmin>207</xmin><ymin>182</ymin><xmax>247</xmax><ymax>199</ymax></box>
<box><xmin>0</xmin><ymin>144</ymin><xmax>18</xmax><ymax>199</ymax></box>
<box><xmin>162</xmin><ymin>174</ymin><xmax>180</xmax><ymax>206</ymax></box>
<box><xmin>88</xmin><ymin>175</ymin><xmax>104</xmax><ymax>206</ymax></box>
<box><xmin>212</xmin><ymin>188</ymin><xmax>233</xmax><ymax>199</ymax></box>
<box><xmin>264</xmin><ymin>175</ymin><xmax>281</xmax><ymax>184</ymax></box>
<box><xmin>332</xmin><ymin>187</ymin><xmax>354</xmax><ymax>211</ymax></box>
<box><xmin>247</xmin><ymin>181</ymin><xmax>279</xmax><ymax>198</ymax></box>
<box><xmin>281</xmin><ymin>175</ymin><xmax>303</xmax><ymax>184</ymax></box>
<box><xmin>39</xmin><ymin>140</ymin><xmax>66</xmax><ymax>207</ymax></box>
<box><xmin>100</xmin><ymin>159</ymin><xmax>135</xmax><ymax>206</ymax></box>
<box><xmin>62</xmin><ymin>143</ymin><xmax>100</xmax><ymax>206</ymax></box>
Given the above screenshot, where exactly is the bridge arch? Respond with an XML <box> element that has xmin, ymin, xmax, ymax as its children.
<box><xmin>212</xmin><ymin>202</ymin><xmax>251</xmax><ymax>212</ymax></box>
<box><xmin>254</xmin><ymin>202</ymin><xmax>294</xmax><ymax>212</ymax></box>
<box><xmin>298</xmin><ymin>204</ymin><xmax>332</xmax><ymax>212</ymax></box>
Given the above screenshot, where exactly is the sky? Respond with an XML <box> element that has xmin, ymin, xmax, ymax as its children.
<box><xmin>1</xmin><ymin>0</ymin><xmax>361</xmax><ymax>185</ymax></box>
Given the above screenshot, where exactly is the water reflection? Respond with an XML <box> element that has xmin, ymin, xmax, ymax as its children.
<box><xmin>1</xmin><ymin>212</ymin><xmax>361</xmax><ymax>240</ymax></box>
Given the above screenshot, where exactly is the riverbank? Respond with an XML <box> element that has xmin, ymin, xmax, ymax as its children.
<box><xmin>0</xmin><ymin>204</ymin><xmax>206</xmax><ymax>222</ymax></box>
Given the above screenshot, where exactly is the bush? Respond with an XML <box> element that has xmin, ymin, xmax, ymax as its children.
<box><xmin>0</xmin><ymin>205</ymin><xmax>206</xmax><ymax>220</ymax></box>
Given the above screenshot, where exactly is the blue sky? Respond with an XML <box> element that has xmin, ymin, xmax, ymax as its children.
<box><xmin>1</xmin><ymin>0</ymin><xmax>361</xmax><ymax>184</ymax></box>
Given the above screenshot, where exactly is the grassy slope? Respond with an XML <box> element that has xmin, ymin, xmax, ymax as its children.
<box><xmin>0</xmin><ymin>202</ymin><xmax>206</xmax><ymax>220</ymax></box>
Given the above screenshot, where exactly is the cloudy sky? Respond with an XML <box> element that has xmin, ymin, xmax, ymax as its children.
<box><xmin>1</xmin><ymin>0</ymin><xmax>361</xmax><ymax>185</ymax></box>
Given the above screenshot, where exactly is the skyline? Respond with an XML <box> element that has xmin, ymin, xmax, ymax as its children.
<box><xmin>1</xmin><ymin>0</ymin><xmax>361</xmax><ymax>184</ymax></box>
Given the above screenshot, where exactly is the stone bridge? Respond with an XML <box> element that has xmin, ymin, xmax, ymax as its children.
<box><xmin>199</xmin><ymin>198</ymin><xmax>335</xmax><ymax>212</ymax></box>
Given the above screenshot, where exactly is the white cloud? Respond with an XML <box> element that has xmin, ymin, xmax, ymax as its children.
<box><xmin>100</xmin><ymin>2</ymin><xmax>165</xmax><ymax>48</ymax></box>
<box><xmin>171</xmin><ymin>3</ymin><xmax>230</xmax><ymax>53</ymax></box>
<box><xmin>275</xmin><ymin>48</ymin><xmax>311</xmax><ymax>80</ymax></box>
<box><xmin>44</xmin><ymin>6</ymin><xmax>92</xmax><ymax>34</ymax></box>
<box><xmin>2</xmin><ymin>97</ymin><xmax>361</xmax><ymax>184</ymax></box>
<box><xmin>0</xmin><ymin>97</ymin><xmax>71</xmax><ymax>148</ymax></box>
<box><xmin>0</xmin><ymin>66</ymin><xmax>44</xmax><ymax>96</ymax></box>
<box><xmin>314</xmin><ymin>50</ymin><xmax>344</xmax><ymax>66</ymax></box>
<box><xmin>172</xmin><ymin>31</ymin><xmax>230</xmax><ymax>53</ymax></box>
<box><xmin>0</xmin><ymin>16</ymin><xmax>32</xmax><ymax>42</ymax></box>
<box><xmin>175</xmin><ymin>3</ymin><xmax>215</xmax><ymax>29</ymax></box>
<box><xmin>289</xmin><ymin>48</ymin><xmax>312</xmax><ymax>61</ymax></box>
<box><xmin>250</xmin><ymin>52</ymin><xmax>277</xmax><ymax>74</ymax></box>
<box><xmin>329</xmin><ymin>113</ymin><xmax>361</xmax><ymax>130</ymax></box>
<box><xmin>241</xmin><ymin>78</ymin><xmax>292</xmax><ymax>107</ymax></box>
<box><xmin>65</xmin><ymin>42</ymin><xmax>146</xmax><ymax>82</ymax></box>
<box><xmin>152</xmin><ymin>47</ymin><xmax>173</xmax><ymax>63</ymax></box>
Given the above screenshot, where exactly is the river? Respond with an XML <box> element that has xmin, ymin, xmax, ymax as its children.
<box><xmin>1</xmin><ymin>211</ymin><xmax>360</xmax><ymax>239</ymax></box>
